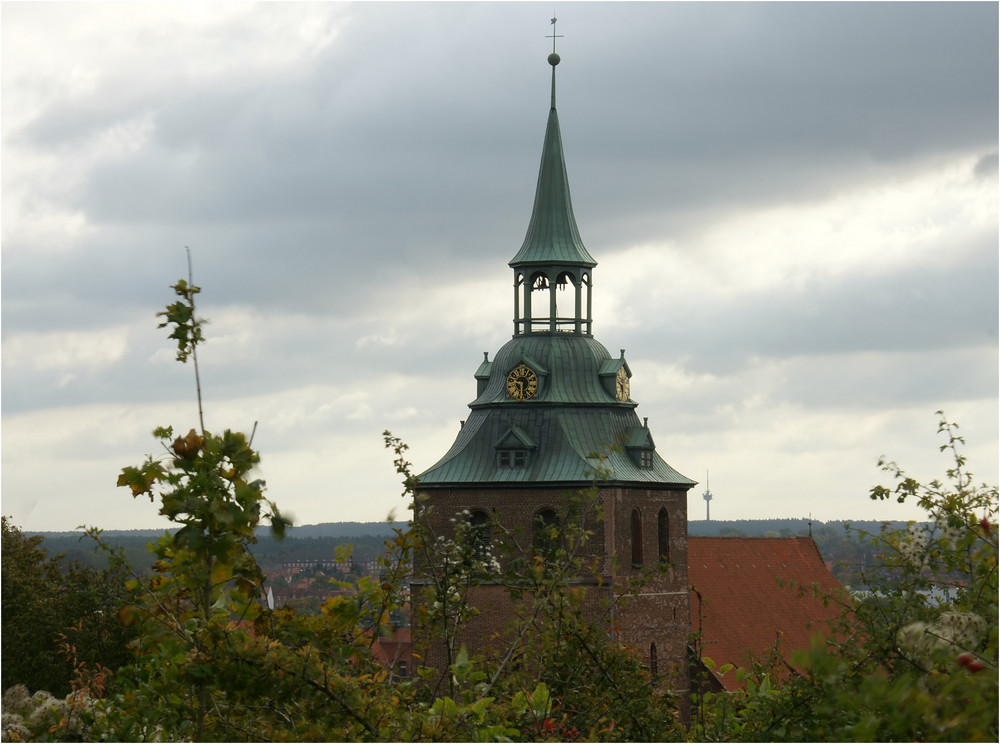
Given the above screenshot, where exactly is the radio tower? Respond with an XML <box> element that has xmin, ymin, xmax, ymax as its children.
<box><xmin>702</xmin><ymin>472</ymin><xmax>713</xmax><ymax>521</ymax></box>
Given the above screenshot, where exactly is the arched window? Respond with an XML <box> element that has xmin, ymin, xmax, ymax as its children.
<box><xmin>631</xmin><ymin>508</ymin><xmax>643</xmax><ymax>567</ymax></box>
<box><xmin>554</xmin><ymin>271</ymin><xmax>576</xmax><ymax>331</ymax></box>
<box><xmin>533</xmin><ymin>508</ymin><xmax>560</xmax><ymax>557</ymax></box>
<box><xmin>649</xmin><ymin>642</ymin><xmax>658</xmax><ymax>680</ymax></box>
<box><xmin>469</xmin><ymin>509</ymin><xmax>491</xmax><ymax>560</ymax></box>
<box><xmin>658</xmin><ymin>507</ymin><xmax>670</xmax><ymax>563</ymax></box>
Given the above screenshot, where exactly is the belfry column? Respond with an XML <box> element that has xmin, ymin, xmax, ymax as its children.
<box><xmin>549</xmin><ymin>282</ymin><xmax>557</xmax><ymax>333</ymax></box>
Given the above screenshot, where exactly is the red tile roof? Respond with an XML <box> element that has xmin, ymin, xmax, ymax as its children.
<box><xmin>370</xmin><ymin>626</ymin><xmax>412</xmax><ymax>670</ymax></box>
<box><xmin>688</xmin><ymin>537</ymin><xmax>848</xmax><ymax>691</ymax></box>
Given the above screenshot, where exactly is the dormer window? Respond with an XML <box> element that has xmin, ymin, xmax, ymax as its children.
<box><xmin>498</xmin><ymin>449</ymin><xmax>529</xmax><ymax>468</ymax></box>
<box><xmin>639</xmin><ymin>450</ymin><xmax>653</xmax><ymax>469</ymax></box>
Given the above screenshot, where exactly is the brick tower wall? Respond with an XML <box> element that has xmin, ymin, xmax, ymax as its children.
<box><xmin>411</xmin><ymin>580</ymin><xmax>615</xmax><ymax>686</ymax></box>
<box><xmin>411</xmin><ymin>483</ymin><xmax>690</xmax><ymax>698</ymax></box>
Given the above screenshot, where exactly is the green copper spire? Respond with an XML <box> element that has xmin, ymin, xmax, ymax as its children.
<box><xmin>417</xmin><ymin>33</ymin><xmax>694</xmax><ymax>492</ymax></box>
<box><xmin>509</xmin><ymin>52</ymin><xmax>596</xmax><ymax>270</ymax></box>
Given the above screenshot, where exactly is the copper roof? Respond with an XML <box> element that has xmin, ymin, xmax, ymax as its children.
<box><xmin>418</xmin><ymin>54</ymin><xmax>690</xmax><ymax>491</ymax></box>
<box><xmin>417</xmin><ymin>335</ymin><xmax>694</xmax><ymax>487</ymax></box>
<box><xmin>509</xmin><ymin>69</ymin><xmax>596</xmax><ymax>269</ymax></box>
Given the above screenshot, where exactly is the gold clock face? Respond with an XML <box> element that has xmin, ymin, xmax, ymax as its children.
<box><xmin>615</xmin><ymin>367</ymin><xmax>630</xmax><ymax>402</ymax></box>
<box><xmin>506</xmin><ymin>363</ymin><xmax>538</xmax><ymax>401</ymax></box>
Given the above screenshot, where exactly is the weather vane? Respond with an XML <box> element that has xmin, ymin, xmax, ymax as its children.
<box><xmin>546</xmin><ymin>16</ymin><xmax>563</xmax><ymax>55</ymax></box>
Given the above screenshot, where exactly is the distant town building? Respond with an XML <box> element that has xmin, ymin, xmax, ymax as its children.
<box><xmin>370</xmin><ymin>626</ymin><xmax>413</xmax><ymax>681</ymax></box>
<box><xmin>264</xmin><ymin>559</ymin><xmax>382</xmax><ymax>606</ymax></box>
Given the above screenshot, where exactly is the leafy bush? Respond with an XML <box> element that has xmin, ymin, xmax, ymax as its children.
<box><xmin>691</xmin><ymin>413</ymin><xmax>998</xmax><ymax>742</ymax></box>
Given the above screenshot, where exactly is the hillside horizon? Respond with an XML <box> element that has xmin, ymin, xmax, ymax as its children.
<box><xmin>29</xmin><ymin>516</ymin><xmax>916</xmax><ymax>540</ymax></box>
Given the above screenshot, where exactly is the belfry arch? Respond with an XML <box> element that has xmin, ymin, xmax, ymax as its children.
<box><xmin>513</xmin><ymin>268</ymin><xmax>593</xmax><ymax>335</ymax></box>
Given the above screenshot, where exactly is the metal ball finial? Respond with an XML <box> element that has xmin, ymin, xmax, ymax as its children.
<box><xmin>548</xmin><ymin>52</ymin><xmax>561</xmax><ymax>66</ymax></box>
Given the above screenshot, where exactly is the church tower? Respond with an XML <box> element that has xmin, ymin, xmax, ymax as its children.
<box><xmin>413</xmin><ymin>45</ymin><xmax>695</xmax><ymax>699</ymax></box>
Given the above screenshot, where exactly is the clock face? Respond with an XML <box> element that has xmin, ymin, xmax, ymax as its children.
<box><xmin>506</xmin><ymin>363</ymin><xmax>539</xmax><ymax>401</ymax></box>
<box><xmin>615</xmin><ymin>367</ymin><xmax>630</xmax><ymax>402</ymax></box>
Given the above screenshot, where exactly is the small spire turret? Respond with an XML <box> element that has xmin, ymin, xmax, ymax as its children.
<box><xmin>510</xmin><ymin>23</ymin><xmax>597</xmax><ymax>337</ymax></box>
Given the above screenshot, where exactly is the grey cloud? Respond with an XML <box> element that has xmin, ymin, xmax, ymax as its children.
<box><xmin>16</xmin><ymin>2</ymin><xmax>996</xmax><ymax>237</ymax></box>
<box><xmin>975</xmin><ymin>152</ymin><xmax>999</xmax><ymax>179</ymax></box>
<box><xmin>642</xmin><ymin>342</ymin><xmax>998</xmax><ymax>436</ymax></box>
<box><xmin>613</xmin><ymin>239</ymin><xmax>998</xmax><ymax>375</ymax></box>
<box><xmin>3</xmin><ymin>2</ymin><xmax>997</xmax><ymax>529</ymax></box>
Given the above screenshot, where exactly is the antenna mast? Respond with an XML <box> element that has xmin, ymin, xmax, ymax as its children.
<box><xmin>702</xmin><ymin>472</ymin><xmax>713</xmax><ymax>521</ymax></box>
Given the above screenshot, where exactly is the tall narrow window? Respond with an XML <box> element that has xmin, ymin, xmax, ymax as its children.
<box><xmin>649</xmin><ymin>643</ymin><xmax>658</xmax><ymax>680</ymax></box>
<box><xmin>534</xmin><ymin>508</ymin><xmax>560</xmax><ymax>557</ymax></box>
<box><xmin>631</xmin><ymin>508</ymin><xmax>643</xmax><ymax>567</ymax></box>
<box><xmin>658</xmin><ymin>507</ymin><xmax>670</xmax><ymax>563</ymax></box>
<box><xmin>469</xmin><ymin>510</ymin><xmax>491</xmax><ymax>560</ymax></box>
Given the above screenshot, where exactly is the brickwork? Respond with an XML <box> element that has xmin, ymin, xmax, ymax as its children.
<box><xmin>605</xmin><ymin>486</ymin><xmax>690</xmax><ymax>697</ymax></box>
<box><xmin>417</xmin><ymin>485</ymin><xmax>607</xmax><ymax>567</ymax></box>
<box><xmin>412</xmin><ymin>580</ymin><xmax>614</xmax><ymax>676</ymax></box>
<box><xmin>412</xmin><ymin>482</ymin><xmax>690</xmax><ymax>698</ymax></box>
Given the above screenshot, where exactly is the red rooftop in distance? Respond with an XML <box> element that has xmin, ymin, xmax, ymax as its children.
<box><xmin>688</xmin><ymin>536</ymin><xmax>849</xmax><ymax>691</ymax></box>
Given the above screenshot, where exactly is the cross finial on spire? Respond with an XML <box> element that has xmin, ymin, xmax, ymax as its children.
<box><xmin>546</xmin><ymin>16</ymin><xmax>562</xmax><ymax>108</ymax></box>
<box><xmin>547</xmin><ymin>16</ymin><xmax>563</xmax><ymax>55</ymax></box>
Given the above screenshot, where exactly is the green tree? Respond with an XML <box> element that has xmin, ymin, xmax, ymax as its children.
<box><xmin>690</xmin><ymin>413</ymin><xmax>998</xmax><ymax>742</ymax></box>
<box><xmin>90</xmin><ymin>270</ymin><xmax>429</xmax><ymax>741</ymax></box>
<box><xmin>1</xmin><ymin>517</ymin><xmax>135</xmax><ymax>698</ymax></box>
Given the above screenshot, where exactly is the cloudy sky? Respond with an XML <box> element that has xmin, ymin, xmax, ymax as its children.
<box><xmin>3</xmin><ymin>2</ymin><xmax>997</xmax><ymax>533</ymax></box>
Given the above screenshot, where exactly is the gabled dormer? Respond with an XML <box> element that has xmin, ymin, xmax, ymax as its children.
<box><xmin>624</xmin><ymin>419</ymin><xmax>656</xmax><ymax>470</ymax></box>
<box><xmin>495</xmin><ymin>424</ymin><xmax>537</xmax><ymax>469</ymax></box>
<box><xmin>599</xmin><ymin>349</ymin><xmax>633</xmax><ymax>403</ymax></box>
<box><xmin>475</xmin><ymin>352</ymin><xmax>493</xmax><ymax>396</ymax></box>
<box><xmin>502</xmin><ymin>351</ymin><xmax>549</xmax><ymax>402</ymax></box>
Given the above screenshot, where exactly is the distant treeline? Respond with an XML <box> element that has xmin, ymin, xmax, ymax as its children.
<box><xmin>33</xmin><ymin>522</ymin><xmax>407</xmax><ymax>573</ymax></box>
<box><xmin>278</xmin><ymin>521</ymin><xmax>409</xmax><ymax>539</ymax></box>
<box><xmin>35</xmin><ymin>518</ymin><xmax>904</xmax><ymax>586</ymax></box>
<box><xmin>29</xmin><ymin>521</ymin><xmax>408</xmax><ymax>541</ymax></box>
<box><xmin>688</xmin><ymin>518</ymin><xmax>912</xmax><ymax>537</ymax></box>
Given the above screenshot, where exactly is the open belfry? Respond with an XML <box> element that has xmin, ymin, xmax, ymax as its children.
<box><xmin>411</xmin><ymin>37</ymin><xmax>696</xmax><ymax>698</ymax></box>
